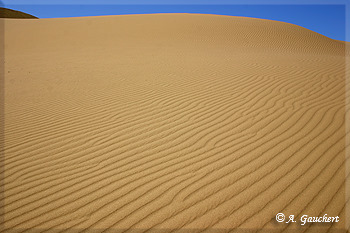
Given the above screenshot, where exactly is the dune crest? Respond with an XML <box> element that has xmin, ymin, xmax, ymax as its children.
<box><xmin>1</xmin><ymin>14</ymin><xmax>349</xmax><ymax>232</ymax></box>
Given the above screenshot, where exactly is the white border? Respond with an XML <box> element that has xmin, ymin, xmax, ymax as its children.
<box><xmin>1</xmin><ymin>0</ymin><xmax>349</xmax><ymax>231</ymax></box>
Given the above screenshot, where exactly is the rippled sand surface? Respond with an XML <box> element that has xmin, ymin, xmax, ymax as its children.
<box><xmin>1</xmin><ymin>14</ymin><xmax>349</xmax><ymax>232</ymax></box>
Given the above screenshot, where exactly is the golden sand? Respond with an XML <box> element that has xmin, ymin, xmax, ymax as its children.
<box><xmin>1</xmin><ymin>14</ymin><xmax>349</xmax><ymax>232</ymax></box>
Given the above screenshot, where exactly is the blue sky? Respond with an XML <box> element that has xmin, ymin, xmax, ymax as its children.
<box><xmin>1</xmin><ymin>0</ymin><xmax>348</xmax><ymax>41</ymax></box>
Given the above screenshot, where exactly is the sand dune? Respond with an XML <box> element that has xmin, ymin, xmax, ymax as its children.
<box><xmin>0</xmin><ymin>7</ymin><xmax>38</xmax><ymax>19</ymax></box>
<box><xmin>1</xmin><ymin>14</ymin><xmax>349</xmax><ymax>232</ymax></box>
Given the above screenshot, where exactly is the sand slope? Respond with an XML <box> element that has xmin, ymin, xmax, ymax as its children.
<box><xmin>1</xmin><ymin>14</ymin><xmax>349</xmax><ymax>232</ymax></box>
<box><xmin>0</xmin><ymin>7</ymin><xmax>38</xmax><ymax>19</ymax></box>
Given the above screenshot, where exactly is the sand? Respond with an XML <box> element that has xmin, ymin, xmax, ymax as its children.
<box><xmin>0</xmin><ymin>7</ymin><xmax>38</xmax><ymax>19</ymax></box>
<box><xmin>1</xmin><ymin>14</ymin><xmax>349</xmax><ymax>232</ymax></box>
